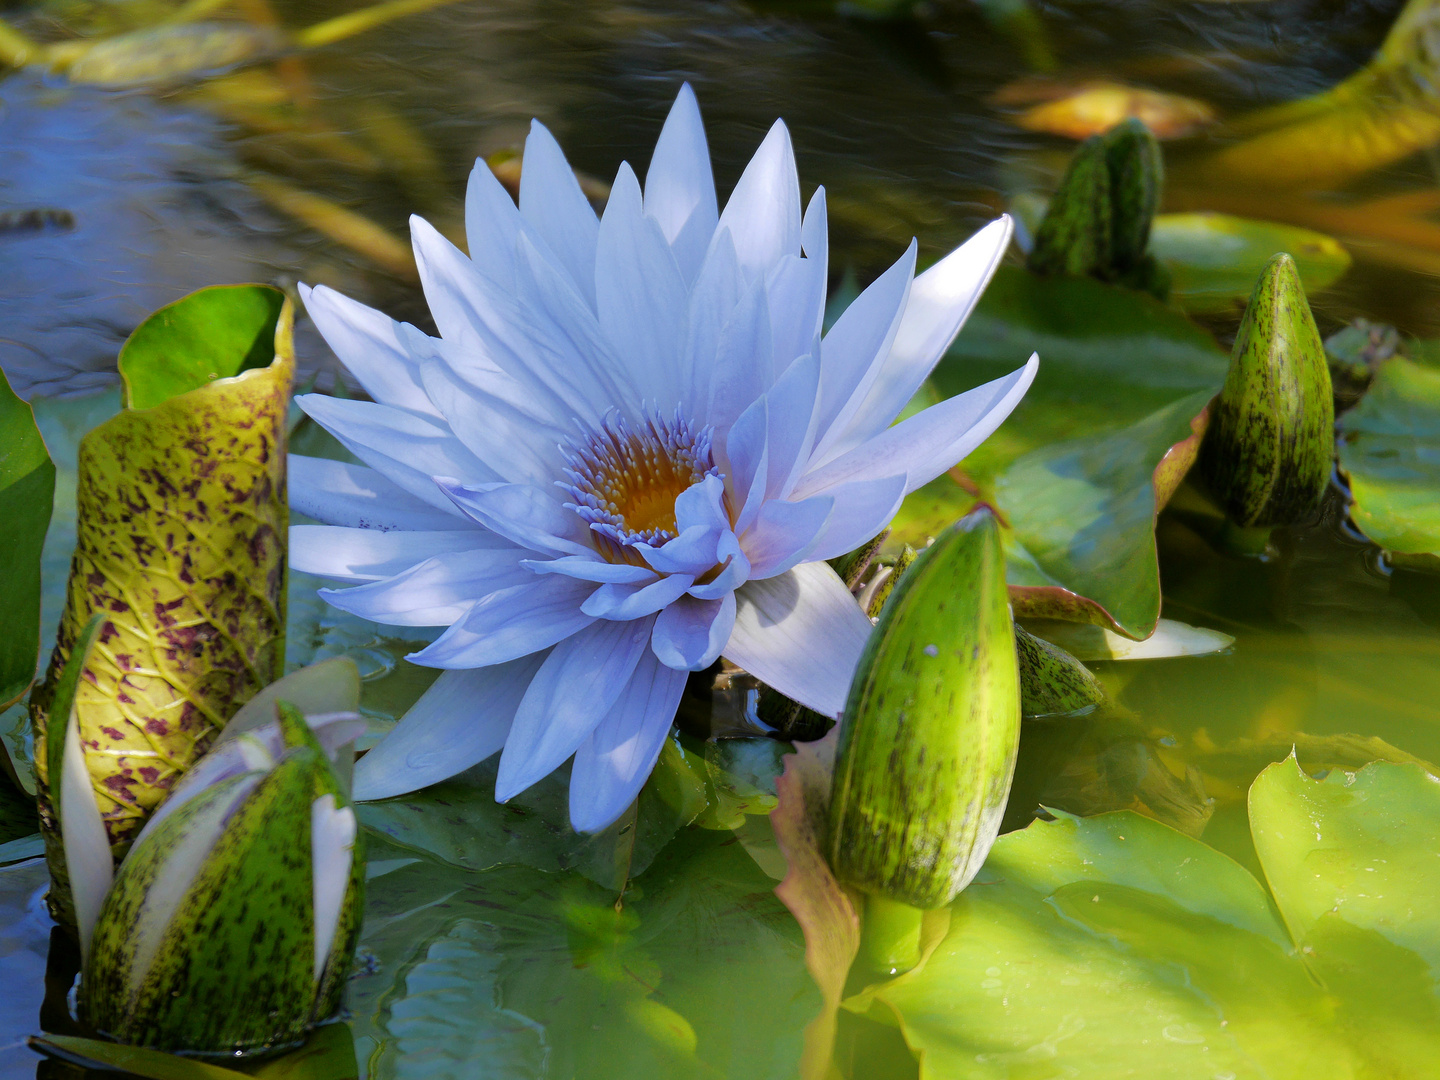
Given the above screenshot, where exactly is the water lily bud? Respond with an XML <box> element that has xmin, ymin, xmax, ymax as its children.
<box><xmin>1015</xmin><ymin>624</ymin><xmax>1105</xmax><ymax>717</ymax></box>
<box><xmin>1103</xmin><ymin>118</ymin><xmax>1163</xmax><ymax>271</ymax></box>
<box><xmin>1027</xmin><ymin>135</ymin><xmax>1113</xmax><ymax>279</ymax></box>
<box><xmin>1028</xmin><ymin>118</ymin><xmax>1166</xmax><ymax>295</ymax></box>
<box><xmin>1198</xmin><ymin>252</ymin><xmax>1335</xmax><ymax>534</ymax></box>
<box><xmin>828</xmin><ymin>507</ymin><xmax>1021</xmax><ymax>912</ymax></box>
<box><xmin>73</xmin><ymin>700</ymin><xmax>366</xmax><ymax>1055</ymax></box>
<box><xmin>863</xmin><ymin>544</ymin><xmax>918</xmax><ymax>618</ymax></box>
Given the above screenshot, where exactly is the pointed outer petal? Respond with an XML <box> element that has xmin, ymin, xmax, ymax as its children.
<box><xmin>522</xmin><ymin>555</ymin><xmax>658</xmax><ymax>584</ymax></box>
<box><xmin>741</xmin><ymin>493</ymin><xmax>834</xmax><ymax>579</ymax></box>
<box><xmin>296</xmin><ymin>393</ymin><xmax>498</xmax><ymax>509</ymax></box>
<box><xmin>822</xmin><ymin>216</ymin><xmax>1015</xmax><ymax>460</ymax></box>
<box><xmin>581</xmin><ymin>572</ymin><xmax>696</xmax><ymax>620</ymax></box>
<box><xmin>514</xmin><ymin>232</ymin><xmax>641</xmax><ymax>416</ymax></box>
<box><xmin>418</xmin><ymin>355</ymin><xmax>567</xmax><ymax>484</ymax></box>
<box><xmin>792</xmin><ymin>355</ymin><xmax>1039</xmax><ymax>500</ymax></box>
<box><xmin>596</xmin><ymin>162</ymin><xmax>689</xmax><ymax>410</ymax></box>
<box><xmin>716</xmin><ymin>119</ymin><xmax>802</xmax><ymax>282</ymax></box>
<box><xmin>724</xmin><ymin>392</ymin><xmax>769</xmax><ymax>537</ymax></box>
<box><xmin>406</xmin><ymin>574</ymin><xmax>596</xmax><ymax>669</ymax></box>
<box><xmin>319</xmin><ymin>547</ymin><xmax>534</xmax><ymax>627</ymax></box>
<box><xmin>352</xmin><ymin>655</ymin><xmax>546</xmax><ymax>801</ymax></box>
<box><xmin>763</xmin><ymin>352</ymin><xmax>823</xmax><ymax>500</ymax></box>
<box><xmin>125</xmin><ymin>773</ymin><xmax>266</xmax><ymax>990</ymax></box>
<box><xmin>644</xmin><ymin>83</ymin><xmax>719</xmax><ymax>284</ymax></box>
<box><xmin>62</xmin><ymin>707</ymin><xmax>114</xmax><ymax>961</ymax></box>
<box><xmin>801</xmin><ymin>474</ymin><xmax>908</xmax><ymax>563</ymax></box>
<box><xmin>706</xmin><ymin>273</ymin><xmax>774</xmax><ymax>435</ymax></box>
<box><xmin>437</xmin><ymin>479</ymin><xmax>594</xmax><ymax>557</ymax></box>
<box><xmin>496</xmin><ymin>617</ymin><xmax>654</xmax><ymax>801</ymax></box>
<box><xmin>464</xmin><ymin>158</ymin><xmax>523</xmax><ymax>289</ymax></box>
<box><xmin>289</xmin><ymin>455</ymin><xmax>466</xmax><ymax>531</ymax></box>
<box><xmin>683</xmin><ymin>229</ymin><xmax>745</xmax><ymax>419</ymax></box>
<box><xmin>311</xmin><ymin>795</ymin><xmax>357</xmax><ymax>983</ymax></box>
<box><xmin>801</xmin><ymin>186</ymin><xmax>828</xmax><ymax>285</ymax></box>
<box><xmin>724</xmin><ymin>561</ymin><xmax>872</xmax><ymax>718</ymax></box>
<box><xmin>811</xmin><ymin>240</ymin><xmax>917</xmax><ymax>457</ymax></box>
<box><xmin>569</xmin><ymin>653</ymin><xmax>689</xmax><ymax>832</ymax></box>
<box><xmin>767</xmin><ymin>255</ymin><xmax>828</xmax><ymax>381</ymax></box>
<box><xmin>519</xmin><ymin>121</ymin><xmax>601</xmax><ymax>308</ymax></box>
<box><xmin>290</xmin><ymin>525</ymin><xmax>490</xmax><ymax>583</ymax></box>
<box><xmin>411</xmin><ymin>218</ymin><xmax>610</xmax><ymax>432</ymax></box>
<box><xmin>652</xmin><ymin>592</ymin><xmax>736</xmax><ymax>671</ymax></box>
<box><xmin>301</xmin><ymin>284</ymin><xmax>439</xmax><ymax>417</ymax></box>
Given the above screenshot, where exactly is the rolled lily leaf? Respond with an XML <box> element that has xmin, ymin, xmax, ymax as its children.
<box><xmin>1197</xmin><ymin>253</ymin><xmax>1335</xmax><ymax>537</ymax></box>
<box><xmin>829</xmin><ymin>508</ymin><xmax>1020</xmax><ymax>914</ymax></box>
<box><xmin>0</xmin><ymin>369</ymin><xmax>55</xmax><ymax>711</ymax></box>
<box><xmin>31</xmin><ymin>285</ymin><xmax>293</xmax><ymax>874</ymax></box>
<box><xmin>77</xmin><ymin>700</ymin><xmax>366</xmax><ymax>1055</ymax></box>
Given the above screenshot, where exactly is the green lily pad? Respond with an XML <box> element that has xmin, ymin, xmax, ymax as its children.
<box><xmin>996</xmin><ymin>391</ymin><xmax>1213</xmax><ymax>638</ymax></box>
<box><xmin>0</xmin><ymin>370</ymin><xmax>55</xmax><ymax>710</ymax></box>
<box><xmin>868</xmin><ymin>759</ymin><xmax>1440</xmax><ymax>1078</ymax></box>
<box><xmin>891</xmin><ymin>266</ymin><xmax>1226</xmax><ymax>576</ymax></box>
<box><xmin>1149</xmin><ymin>212</ymin><xmax>1352</xmax><ymax>314</ymax></box>
<box><xmin>1337</xmin><ymin>355</ymin><xmax>1440</xmax><ymax>566</ymax></box>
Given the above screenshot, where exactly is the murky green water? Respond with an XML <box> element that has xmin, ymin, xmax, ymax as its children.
<box><xmin>4</xmin><ymin>0</ymin><xmax>1440</xmax><ymax>1075</ymax></box>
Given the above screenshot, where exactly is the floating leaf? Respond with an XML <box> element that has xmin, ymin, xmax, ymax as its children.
<box><xmin>1150</xmin><ymin>212</ymin><xmax>1352</xmax><ymax>313</ymax></box>
<box><xmin>1337</xmin><ymin>355</ymin><xmax>1440</xmax><ymax>567</ymax></box>
<box><xmin>997</xmin><ymin>392</ymin><xmax>1212</xmax><ymax>638</ymax></box>
<box><xmin>31</xmin><ymin>285</ymin><xmax>292</xmax><ymax>865</ymax></box>
<box><xmin>56</xmin><ymin>23</ymin><xmax>286</xmax><ymax>88</ymax></box>
<box><xmin>1008</xmin><ymin>81</ymin><xmax>1216</xmax><ymax>140</ymax></box>
<box><xmin>869</xmin><ymin>760</ymin><xmax>1440</xmax><ymax>1077</ymax></box>
<box><xmin>0</xmin><ymin>369</ymin><xmax>54</xmax><ymax>711</ymax></box>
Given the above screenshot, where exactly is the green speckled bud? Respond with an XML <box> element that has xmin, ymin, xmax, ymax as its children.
<box><xmin>77</xmin><ymin>701</ymin><xmax>365</xmax><ymax>1056</ymax></box>
<box><xmin>1103</xmin><ymin>118</ymin><xmax>1163</xmax><ymax>271</ymax></box>
<box><xmin>1199</xmin><ymin>252</ymin><xmax>1336</xmax><ymax>529</ymax></box>
<box><xmin>827</xmin><ymin>507</ymin><xmax>1020</xmax><ymax>910</ymax></box>
<box><xmin>1016</xmin><ymin>624</ymin><xmax>1105</xmax><ymax>717</ymax></box>
<box><xmin>1027</xmin><ymin>135</ymin><xmax>1112</xmax><ymax>279</ymax></box>
<box><xmin>1028</xmin><ymin>118</ymin><xmax>1166</xmax><ymax>297</ymax></box>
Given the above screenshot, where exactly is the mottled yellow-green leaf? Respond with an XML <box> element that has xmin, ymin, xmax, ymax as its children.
<box><xmin>32</xmin><ymin>286</ymin><xmax>292</xmax><ymax>872</ymax></box>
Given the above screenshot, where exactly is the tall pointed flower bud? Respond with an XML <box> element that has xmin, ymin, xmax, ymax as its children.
<box><xmin>1028</xmin><ymin>118</ymin><xmax>1168</xmax><ymax>295</ymax></box>
<box><xmin>827</xmin><ymin>508</ymin><xmax>1020</xmax><ymax>972</ymax></box>
<box><xmin>47</xmin><ymin>631</ymin><xmax>367</xmax><ymax>1055</ymax></box>
<box><xmin>1027</xmin><ymin>135</ymin><xmax>1113</xmax><ymax>279</ymax></box>
<box><xmin>1198</xmin><ymin>253</ymin><xmax>1335</xmax><ymax>544</ymax></box>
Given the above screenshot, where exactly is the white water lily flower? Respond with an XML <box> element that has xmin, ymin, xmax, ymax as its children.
<box><xmin>290</xmin><ymin>85</ymin><xmax>1038</xmax><ymax>832</ymax></box>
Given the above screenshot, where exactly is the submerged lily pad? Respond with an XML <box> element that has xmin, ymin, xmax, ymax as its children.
<box><xmin>870</xmin><ymin>759</ymin><xmax>1440</xmax><ymax>1078</ymax></box>
<box><xmin>1337</xmin><ymin>355</ymin><xmax>1440</xmax><ymax>567</ymax></box>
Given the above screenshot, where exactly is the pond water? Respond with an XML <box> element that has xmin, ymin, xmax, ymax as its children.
<box><xmin>4</xmin><ymin>0</ymin><xmax>1440</xmax><ymax>1076</ymax></box>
